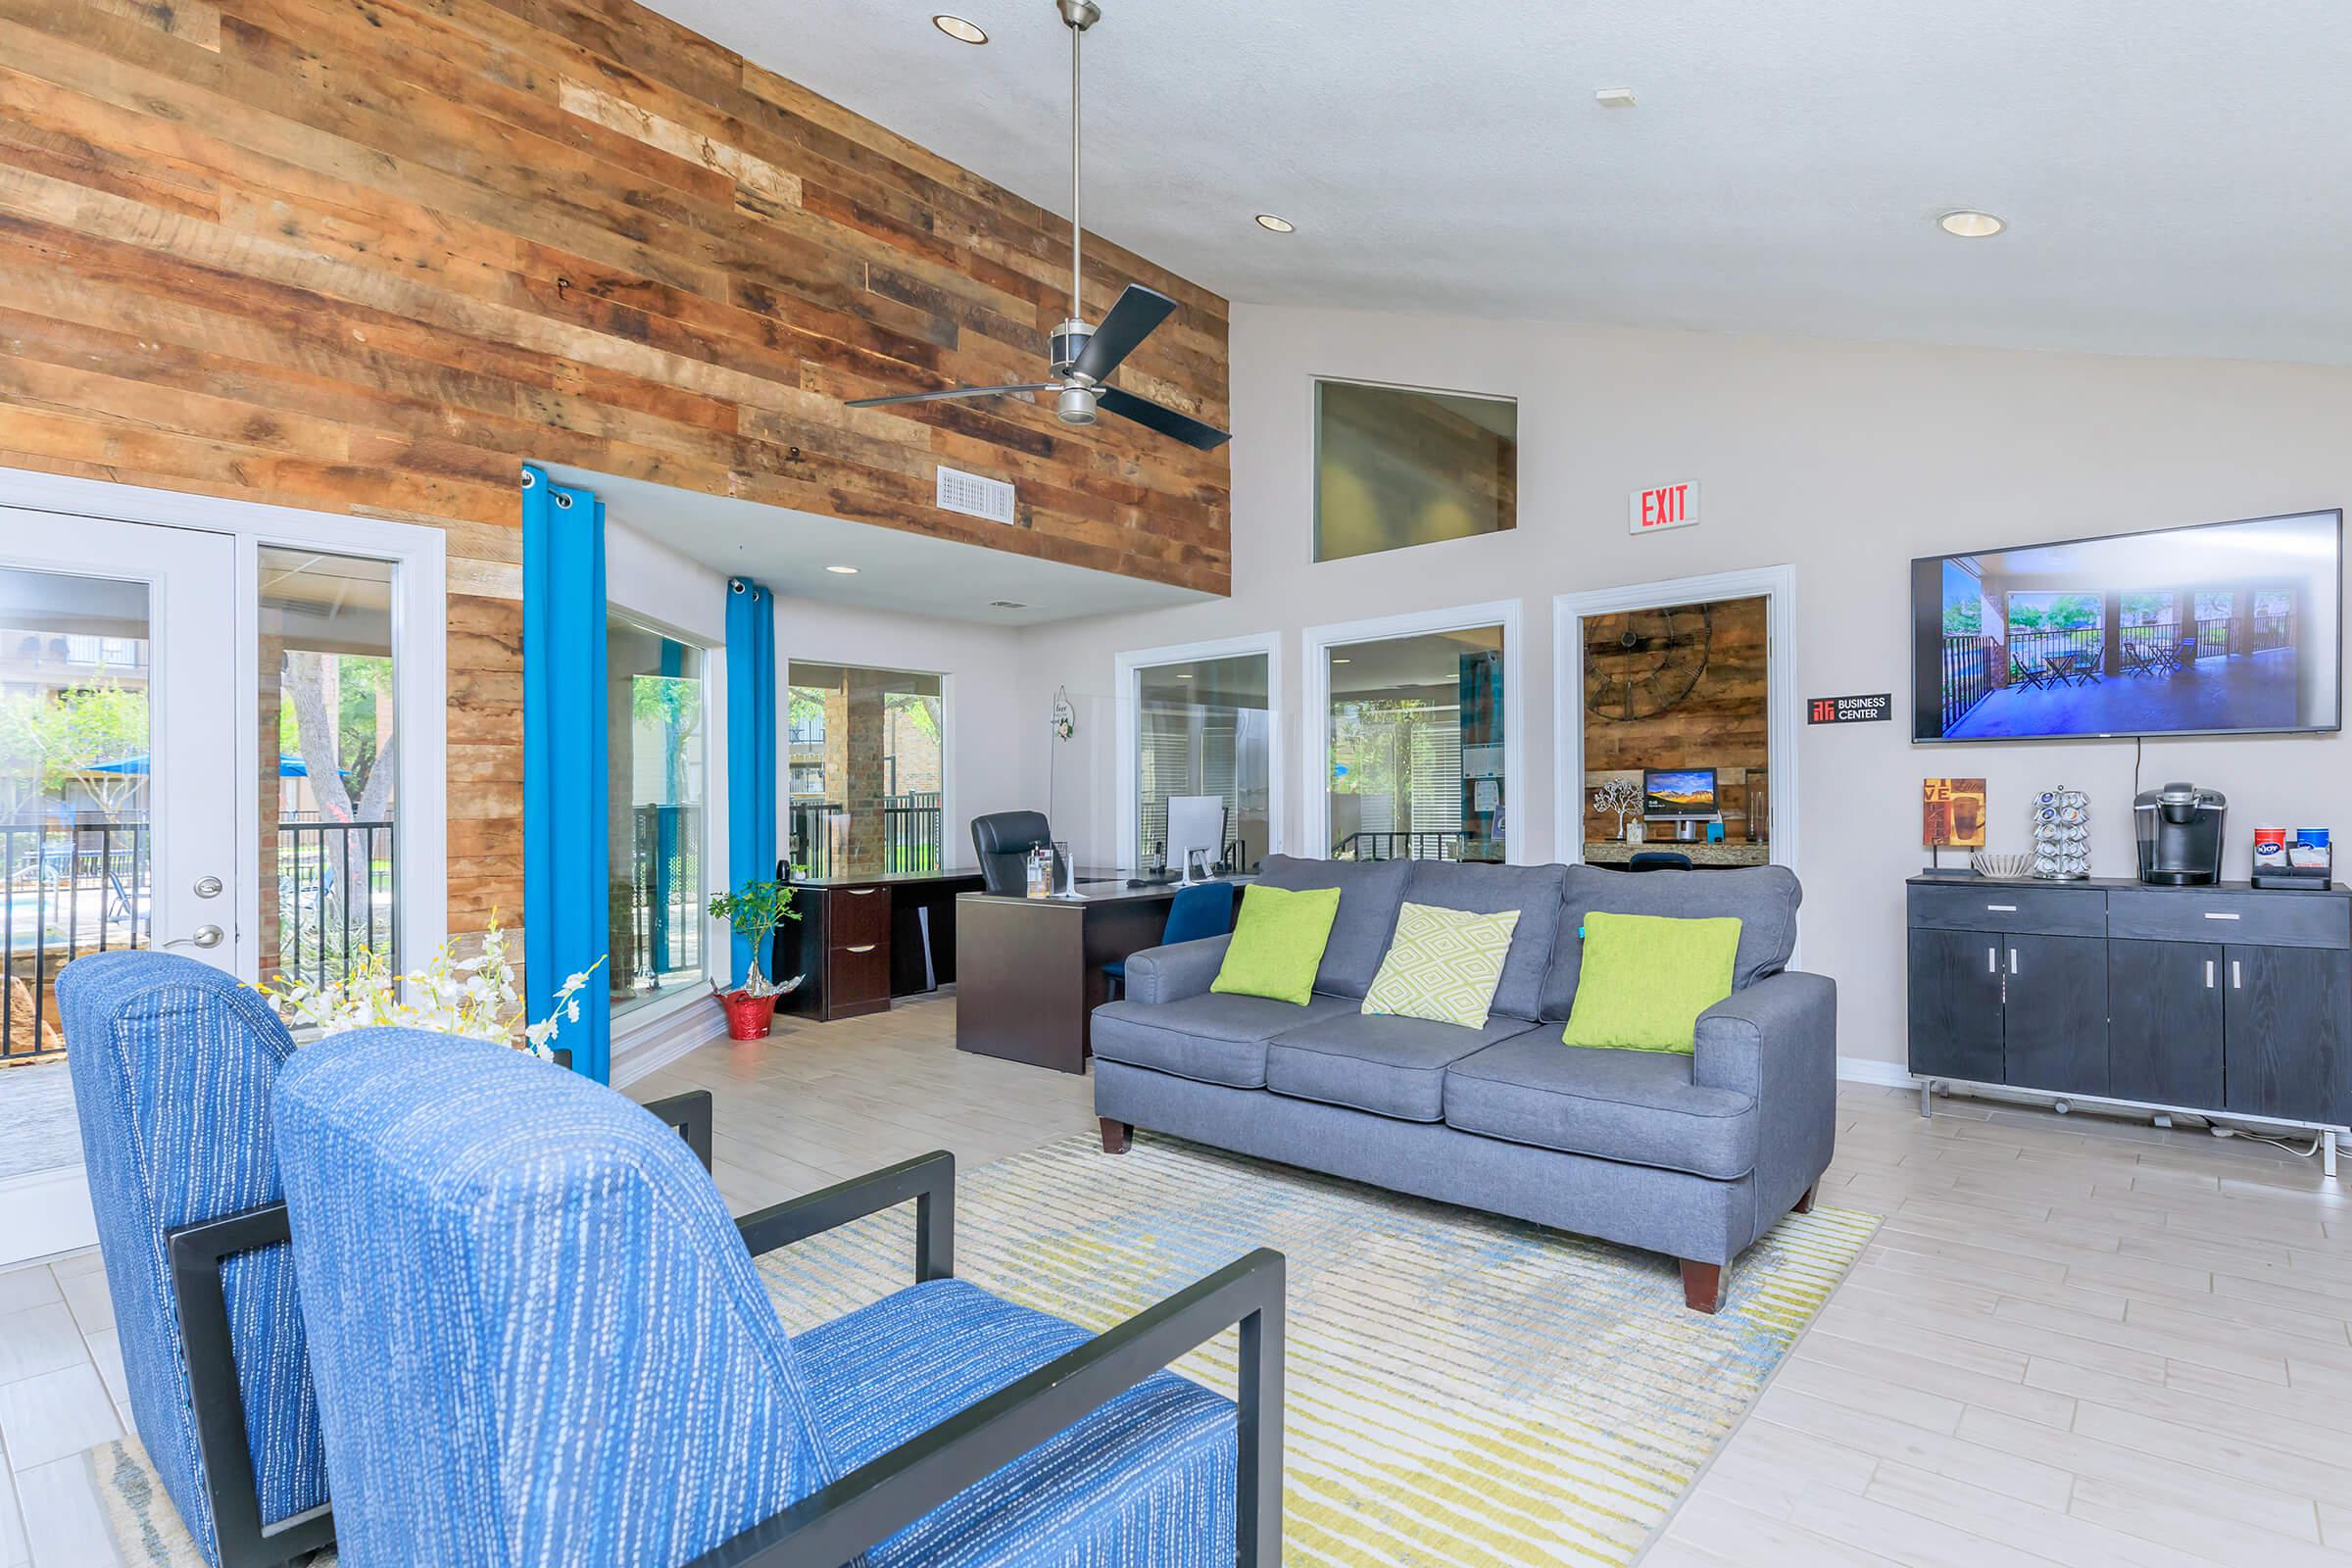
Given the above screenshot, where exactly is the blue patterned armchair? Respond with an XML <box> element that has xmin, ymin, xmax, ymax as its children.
<box><xmin>56</xmin><ymin>951</ymin><xmax>333</xmax><ymax>1568</ymax></box>
<box><xmin>272</xmin><ymin>1028</ymin><xmax>1286</xmax><ymax>1568</ymax></box>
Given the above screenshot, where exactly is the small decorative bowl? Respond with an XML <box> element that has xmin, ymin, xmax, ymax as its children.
<box><xmin>1972</xmin><ymin>851</ymin><xmax>2034</xmax><ymax>880</ymax></box>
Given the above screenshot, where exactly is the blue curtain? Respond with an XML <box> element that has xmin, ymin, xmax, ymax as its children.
<box><xmin>522</xmin><ymin>465</ymin><xmax>612</xmax><ymax>1081</ymax></box>
<box><xmin>725</xmin><ymin>578</ymin><xmax>777</xmax><ymax>990</ymax></box>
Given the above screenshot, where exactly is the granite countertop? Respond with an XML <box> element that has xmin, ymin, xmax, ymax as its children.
<box><xmin>1583</xmin><ymin>840</ymin><xmax>1771</xmax><ymax>866</ymax></box>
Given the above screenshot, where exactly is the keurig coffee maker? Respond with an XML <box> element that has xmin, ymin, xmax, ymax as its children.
<box><xmin>2133</xmin><ymin>782</ymin><xmax>2227</xmax><ymax>885</ymax></box>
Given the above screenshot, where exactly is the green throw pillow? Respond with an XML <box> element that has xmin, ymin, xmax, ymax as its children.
<box><xmin>1210</xmin><ymin>884</ymin><xmax>1343</xmax><ymax>1006</ymax></box>
<box><xmin>1559</xmin><ymin>911</ymin><xmax>1742</xmax><ymax>1054</ymax></box>
<box><xmin>1360</xmin><ymin>902</ymin><xmax>1522</xmax><ymax>1029</ymax></box>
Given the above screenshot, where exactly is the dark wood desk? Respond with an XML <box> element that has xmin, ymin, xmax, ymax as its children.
<box><xmin>956</xmin><ymin>879</ymin><xmax>1230</xmax><ymax>1074</ymax></box>
<box><xmin>778</xmin><ymin>868</ymin><xmax>987</xmax><ymax>1022</ymax></box>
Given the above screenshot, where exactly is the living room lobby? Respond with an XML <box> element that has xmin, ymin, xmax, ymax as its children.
<box><xmin>3</xmin><ymin>2</ymin><xmax>2352</xmax><ymax>1566</ymax></box>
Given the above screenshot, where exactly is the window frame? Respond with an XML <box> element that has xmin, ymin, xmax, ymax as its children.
<box><xmin>1114</xmin><ymin>632</ymin><xmax>1285</xmax><ymax>874</ymax></box>
<box><xmin>1311</xmin><ymin>375</ymin><xmax>1519</xmax><ymax>565</ymax></box>
<box><xmin>780</xmin><ymin>659</ymin><xmax>952</xmax><ymax>880</ymax></box>
<box><xmin>604</xmin><ymin>605</ymin><xmax>716</xmax><ymax>1029</ymax></box>
<box><xmin>1300</xmin><ymin>600</ymin><xmax>1525</xmax><ymax>864</ymax></box>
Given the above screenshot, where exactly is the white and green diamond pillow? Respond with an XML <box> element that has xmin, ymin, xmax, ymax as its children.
<box><xmin>1359</xmin><ymin>901</ymin><xmax>1522</xmax><ymax>1029</ymax></box>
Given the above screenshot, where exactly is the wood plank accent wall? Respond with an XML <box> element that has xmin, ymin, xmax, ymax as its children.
<box><xmin>0</xmin><ymin>0</ymin><xmax>1230</xmax><ymax>946</ymax></box>
<box><xmin>1581</xmin><ymin>596</ymin><xmax>1770</xmax><ymax>844</ymax></box>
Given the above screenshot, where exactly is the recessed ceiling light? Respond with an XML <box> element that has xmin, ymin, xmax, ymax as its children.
<box><xmin>1595</xmin><ymin>87</ymin><xmax>1638</xmax><ymax>109</ymax></box>
<box><xmin>1937</xmin><ymin>210</ymin><xmax>2004</xmax><ymax>238</ymax></box>
<box><xmin>1253</xmin><ymin>214</ymin><xmax>1296</xmax><ymax>234</ymax></box>
<box><xmin>932</xmin><ymin>15</ymin><xmax>987</xmax><ymax>44</ymax></box>
<box><xmin>825</xmin><ymin>564</ymin><xmax>859</xmax><ymax>574</ymax></box>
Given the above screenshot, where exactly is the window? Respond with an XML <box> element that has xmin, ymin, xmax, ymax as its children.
<box><xmin>608</xmin><ymin>614</ymin><xmax>708</xmax><ymax>1019</ymax></box>
<box><xmin>785</xmin><ymin>663</ymin><xmax>944</xmax><ymax>877</ymax></box>
<box><xmin>1314</xmin><ymin>379</ymin><xmax>1516</xmax><ymax>563</ymax></box>
<box><xmin>260</xmin><ymin>549</ymin><xmax>399</xmax><ymax>994</ymax></box>
<box><xmin>1132</xmin><ymin>653</ymin><xmax>1271</xmax><ymax>873</ymax></box>
<box><xmin>1324</xmin><ymin>624</ymin><xmax>1506</xmax><ymax>861</ymax></box>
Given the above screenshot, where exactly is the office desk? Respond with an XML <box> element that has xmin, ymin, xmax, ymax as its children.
<box><xmin>956</xmin><ymin>879</ymin><xmax>1222</xmax><ymax>1074</ymax></box>
<box><xmin>779</xmin><ymin>868</ymin><xmax>987</xmax><ymax>1022</ymax></box>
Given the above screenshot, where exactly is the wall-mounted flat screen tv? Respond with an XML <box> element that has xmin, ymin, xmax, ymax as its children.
<box><xmin>1911</xmin><ymin>510</ymin><xmax>2343</xmax><ymax>743</ymax></box>
<box><xmin>1643</xmin><ymin>767</ymin><xmax>1718</xmax><ymax>819</ymax></box>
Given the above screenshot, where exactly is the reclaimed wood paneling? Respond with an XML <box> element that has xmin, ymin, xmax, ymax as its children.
<box><xmin>1582</xmin><ymin>596</ymin><xmax>1771</xmax><ymax>845</ymax></box>
<box><xmin>0</xmin><ymin>0</ymin><xmax>1230</xmax><ymax>940</ymax></box>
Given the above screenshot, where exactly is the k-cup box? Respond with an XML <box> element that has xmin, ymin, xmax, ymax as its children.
<box><xmin>2290</xmin><ymin>828</ymin><xmax>2331</xmax><ymax>869</ymax></box>
<box><xmin>2253</xmin><ymin>828</ymin><xmax>2288</xmax><ymax>868</ymax></box>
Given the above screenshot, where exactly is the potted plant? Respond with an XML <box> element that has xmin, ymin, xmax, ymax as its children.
<box><xmin>708</xmin><ymin>876</ymin><xmax>801</xmax><ymax>1039</ymax></box>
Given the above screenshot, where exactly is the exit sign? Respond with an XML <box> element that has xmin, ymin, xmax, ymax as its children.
<box><xmin>1631</xmin><ymin>481</ymin><xmax>1698</xmax><ymax>534</ymax></box>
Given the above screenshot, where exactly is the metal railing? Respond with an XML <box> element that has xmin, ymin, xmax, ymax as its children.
<box><xmin>274</xmin><ymin>819</ymin><xmax>395</xmax><ymax>992</ymax></box>
<box><xmin>2</xmin><ymin>816</ymin><xmax>149</xmax><ymax>1063</ymax></box>
<box><xmin>1939</xmin><ymin>634</ymin><xmax>1990</xmax><ymax>731</ymax></box>
<box><xmin>626</xmin><ymin>804</ymin><xmax>701</xmax><ymax>999</ymax></box>
<box><xmin>1332</xmin><ymin>830</ymin><xmax>1461</xmax><ymax>862</ymax></box>
<box><xmin>792</xmin><ymin>795</ymin><xmax>945</xmax><ymax>879</ymax></box>
<box><xmin>2251</xmin><ymin>612</ymin><xmax>2293</xmax><ymax>653</ymax></box>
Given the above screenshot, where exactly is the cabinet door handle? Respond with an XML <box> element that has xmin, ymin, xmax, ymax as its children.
<box><xmin>2010</xmin><ymin>947</ymin><xmax>2020</xmax><ymax>975</ymax></box>
<box><xmin>846</xmin><ymin>943</ymin><xmax>877</xmax><ymax>954</ymax></box>
<box><xmin>2231</xmin><ymin>958</ymin><xmax>2242</xmax><ymax>989</ymax></box>
<box><xmin>1985</xmin><ymin>904</ymin><xmax>2018</xmax><ymax>912</ymax></box>
<box><xmin>845</xmin><ymin>888</ymin><xmax>879</xmax><ymax>897</ymax></box>
<box><xmin>1987</xmin><ymin>946</ymin><xmax>1998</xmax><ymax>973</ymax></box>
<box><xmin>2202</xmin><ymin>911</ymin><xmax>2240</xmax><ymax>921</ymax></box>
<box><xmin>2205</xmin><ymin>958</ymin><xmax>2216</xmax><ymax>988</ymax></box>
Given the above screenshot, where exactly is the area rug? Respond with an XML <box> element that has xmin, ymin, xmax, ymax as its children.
<box><xmin>92</xmin><ymin>1132</ymin><xmax>1872</xmax><ymax>1566</ymax></box>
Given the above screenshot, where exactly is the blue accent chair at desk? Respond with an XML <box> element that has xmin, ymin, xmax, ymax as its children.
<box><xmin>1102</xmin><ymin>881</ymin><xmax>1239</xmax><ymax>1003</ymax></box>
<box><xmin>272</xmin><ymin>1029</ymin><xmax>1286</xmax><ymax>1567</ymax></box>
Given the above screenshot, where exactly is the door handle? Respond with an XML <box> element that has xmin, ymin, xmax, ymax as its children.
<box><xmin>1987</xmin><ymin>946</ymin><xmax>1997</xmax><ymax>973</ymax></box>
<box><xmin>1985</xmin><ymin>904</ymin><xmax>2017</xmax><ymax>912</ymax></box>
<box><xmin>163</xmin><ymin>924</ymin><xmax>224</xmax><ymax>951</ymax></box>
<box><xmin>2231</xmin><ymin>958</ymin><xmax>2242</xmax><ymax>989</ymax></box>
<box><xmin>2202</xmin><ymin>911</ymin><xmax>2240</xmax><ymax>921</ymax></box>
<box><xmin>2009</xmin><ymin>947</ymin><xmax>2020</xmax><ymax>975</ymax></box>
<box><xmin>2205</xmin><ymin>958</ymin><xmax>2215</xmax><ymax>988</ymax></box>
<box><xmin>845</xmin><ymin>888</ymin><xmax>879</xmax><ymax>897</ymax></box>
<box><xmin>845</xmin><ymin>944</ymin><xmax>877</xmax><ymax>955</ymax></box>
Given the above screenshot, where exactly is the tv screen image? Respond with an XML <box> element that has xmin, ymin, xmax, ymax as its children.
<box><xmin>1643</xmin><ymin>767</ymin><xmax>1718</xmax><ymax>818</ymax></box>
<box><xmin>1911</xmin><ymin>510</ymin><xmax>2343</xmax><ymax>743</ymax></box>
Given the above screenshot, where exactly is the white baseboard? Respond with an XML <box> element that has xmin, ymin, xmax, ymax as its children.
<box><xmin>612</xmin><ymin>997</ymin><xmax>727</xmax><ymax>1088</ymax></box>
<box><xmin>1837</xmin><ymin>1055</ymin><xmax>1916</xmax><ymax>1088</ymax></box>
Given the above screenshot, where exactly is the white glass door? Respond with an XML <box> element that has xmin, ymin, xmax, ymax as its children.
<box><xmin>0</xmin><ymin>510</ymin><xmax>239</xmax><ymax>1264</ymax></box>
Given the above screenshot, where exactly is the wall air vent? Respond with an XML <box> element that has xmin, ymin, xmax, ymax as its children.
<box><xmin>936</xmin><ymin>466</ymin><xmax>1016</xmax><ymax>525</ymax></box>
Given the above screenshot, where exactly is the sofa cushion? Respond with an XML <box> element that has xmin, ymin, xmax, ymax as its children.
<box><xmin>1091</xmin><ymin>992</ymin><xmax>1357</xmax><ymax>1088</ymax></box>
<box><xmin>792</xmin><ymin>1279</ymin><xmax>1237</xmax><ymax>1568</ymax></box>
<box><xmin>1443</xmin><ymin>1029</ymin><xmax>1759</xmax><ymax>1179</ymax></box>
<box><xmin>1541</xmin><ymin>863</ymin><xmax>1800</xmax><ymax>1020</ymax></box>
<box><xmin>1211</xmin><ymin>884</ymin><xmax>1343</xmax><ymax>1005</ymax></box>
<box><xmin>1361</xmin><ymin>902</ymin><xmax>1522</xmax><ymax>1029</ymax></box>
<box><xmin>1558</xmin><ymin>911</ymin><xmax>1741</xmax><ymax>1054</ymax></box>
<box><xmin>1402</xmin><ymin>860</ymin><xmax>1566</xmax><ymax>1020</ymax></box>
<box><xmin>1252</xmin><ymin>855</ymin><xmax>1411</xmax><ymax>999</ymax></box>
<box><xmin>1264</xmin><ymin>1011</ymin><xmax>1525</xmax><ymax>1121</ymax></box>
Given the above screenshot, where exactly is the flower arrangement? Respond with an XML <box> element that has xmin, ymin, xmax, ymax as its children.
<box><xmin>253</xmin><ymin>916</ymin><xmax>604</xmax><ymax>1061</ymax></box>
<box><xmin>1591</xmin><ymin>777</ymin><xmax>1644</xmax><ymax>839</ymax></box>
<box><xmin>707</xmin><ymin>876</ymin><xmax>800</xmax><ymax>999</ymax></box>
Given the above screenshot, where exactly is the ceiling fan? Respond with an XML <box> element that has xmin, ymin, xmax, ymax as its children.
<box><xmin>843</xmin><ymin>0</ymin><xmax>1231</xmax><ymax>452</ymax></box>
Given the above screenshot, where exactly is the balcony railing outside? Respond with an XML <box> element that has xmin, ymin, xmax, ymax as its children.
<box><xmin>625</xmin><ymin>803</ymin><xmax>701</xmax><ymax>1001</ymax></box>
<box><xmin>274</xmin><ymin>818</ymin><xmax>395</xmax><ymax>992</ymax></box>
<box><xmin>790</xmin><ymin>793</ymin><xmax>944</xmax><ymax>880</ymax></box>
<box><xmin>1940</xmin><ymin>613</ymin><xmax>2269</xmax><ymax>729</ymax></box>
<box><xmin>1333</xmin><ymin>830</ymin><xmax>1461</xmax><ymax>862</ymax></box>
<box><xmin>2</xmin><ymin>816</ymin><xmax>149</xmax><ymax>1063</ymax></box>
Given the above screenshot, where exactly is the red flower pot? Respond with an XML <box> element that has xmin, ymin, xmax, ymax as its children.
<box><xmin>720</xmin><ymin>989</ymin><xmax>776</xmax><ymax>1040</ymax></box>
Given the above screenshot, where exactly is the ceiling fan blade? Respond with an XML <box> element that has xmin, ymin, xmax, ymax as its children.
<box><xmin>1097</xmin><ymin>386</ymin><xmax>1230</xmax><ymax>451</ymax></box>
<box><xmin>1072</xmin><ymin>285</ymin><xmax>1177</xmax><ymax>383</ymax></box>
<box><xmin>846</xmin><ymin>382</ymin><xmax>1057</xmax><ymax>409</ymax></box>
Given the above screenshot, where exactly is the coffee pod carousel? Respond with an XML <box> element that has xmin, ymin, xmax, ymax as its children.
<box><xmin>2032</xmin><ymin>788</ymin><xmax>2091</xmax><ymax>880</ymax></box>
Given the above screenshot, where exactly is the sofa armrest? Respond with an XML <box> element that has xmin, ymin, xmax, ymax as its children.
<box><xmin>1123</xmin><ymin>935</ymin><xmax>1232</xmax><ymax>1005</ymax></box>
<box><xmin>1693</xmin><ymin>970</ymin><xmax>1838</xmax><ymax>1225</ymax></box>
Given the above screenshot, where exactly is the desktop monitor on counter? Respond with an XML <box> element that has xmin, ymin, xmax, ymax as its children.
<box><xmin>1166</xmin><ymin>795</ymin><xmax>1226</xmax><ymax>881</ymax></box>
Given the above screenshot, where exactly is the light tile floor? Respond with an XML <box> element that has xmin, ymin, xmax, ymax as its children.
<box><xmin>5</xmin><ymin>993</ymin><xmax>2348</xmax><ymax>1566</ymax></box>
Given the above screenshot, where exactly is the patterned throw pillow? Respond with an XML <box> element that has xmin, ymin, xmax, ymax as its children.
<box><xmin>1359</xmin><ymin>902</ymin><xmax>1522</xmax><ymax>1029</ymax></box>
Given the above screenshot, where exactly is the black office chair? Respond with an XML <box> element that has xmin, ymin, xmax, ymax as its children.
<box><xmin>972</xmin><ymin>810</ymin><xmax>1053</xmax><ymax>896</ymax></box>
<box><xmin>1628</xmin><ymin>851</ymin><xmax>1693</xmax><ymax>872</ymax></box>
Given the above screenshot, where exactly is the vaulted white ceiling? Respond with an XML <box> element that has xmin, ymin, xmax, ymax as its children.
<box><xmin>654</xmin><ymin>0</ymin><xmax>2352</xmax><ymax>365</ymax></box>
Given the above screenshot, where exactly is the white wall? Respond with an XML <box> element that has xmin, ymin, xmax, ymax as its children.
<box><xmin>773</xmin><ymin>595</ymin><xmax>1028</xmax><ymax>864</ymax></box>
<box><xmin>1016</xmin><ymin>304</ymin><xmax>2352</xmax><ymax>1068</ymax></box>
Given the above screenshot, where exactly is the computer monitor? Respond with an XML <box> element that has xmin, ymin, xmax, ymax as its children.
<box><xmin>1166</xmin><ymin>795</ymin><xmax>1226</xmax><ymax>881</ymax></box>
<box><xmin>1642</xmin><ymin>768</ymin><xmax>1719</xmax><ymax>820</ymax></box>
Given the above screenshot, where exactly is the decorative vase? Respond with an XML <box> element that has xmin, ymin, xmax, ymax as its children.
<box><xmin>721</xmin><ymin>989</ymin><xmax>777</xmax><ymax>1040</ymax></box>
<box><xmin>1625</xmin><ymin>820</ymin><xmax>1645</xmax><ymax>844</ymax></box>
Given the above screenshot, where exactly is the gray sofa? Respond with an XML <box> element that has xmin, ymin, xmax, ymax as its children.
<box><xmin>1089</xmin><ymin>856</ymin><xmax>1836</xmax><ymax>1312</ymax></box>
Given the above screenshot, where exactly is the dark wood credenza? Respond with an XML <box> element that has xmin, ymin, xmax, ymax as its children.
<box><xmin>777</xmin><ymin>869</ymin><xmax>987</xmax><ymax>1022</ymax></box>
<box><xmin>1906</xmin><ymin>874</ymin><xmax>2352</xmax><ymax>1152</ymax></box>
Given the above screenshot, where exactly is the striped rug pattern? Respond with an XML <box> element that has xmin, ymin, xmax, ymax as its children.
<box><xmin>91</xmin><ymin>1132</ymin><xmax>1870</xmax><ymax>1567</ymax></box>
<box><xmin>758</xmin><ymin>1133</ymin><xmax>1876</xmax><ymax>1568</ymax></box>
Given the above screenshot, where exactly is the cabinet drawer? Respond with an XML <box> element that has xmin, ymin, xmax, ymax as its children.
<box><xmin>1908</xmin><ymin>883</ymin><xmax>2106</xmax><ymax>938</ymax></box>
<box><xmin>2107</xmin><ymin>888</ymin><xmax>2350</xmax><ymax>950</ymax></box>
<box><xmin>826</xmin><ymin>943</ymin><xmax>892</xmax><ymax>1007</ymax></box>
<box><xmin>826</xmin><ymin>886</ymin><xmax>891</xmax><ymax>949</ymax></box>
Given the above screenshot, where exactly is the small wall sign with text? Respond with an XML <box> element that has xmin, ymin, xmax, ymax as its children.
<box><xmin>1809</xmin><ymin>693</ymin><xmax>1892</xmax><ymax>725</ymax></box>
<box><xmin>1630</xmin><ymin>481</ymin><xmax>1698</xmax><ymax>535</ymax></box>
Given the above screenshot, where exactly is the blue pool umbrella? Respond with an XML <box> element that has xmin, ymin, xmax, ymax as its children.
<box><xmin>82</xmin><ymin>754</ymin><xmax>321</xmax><ymax>776</ymax></box>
